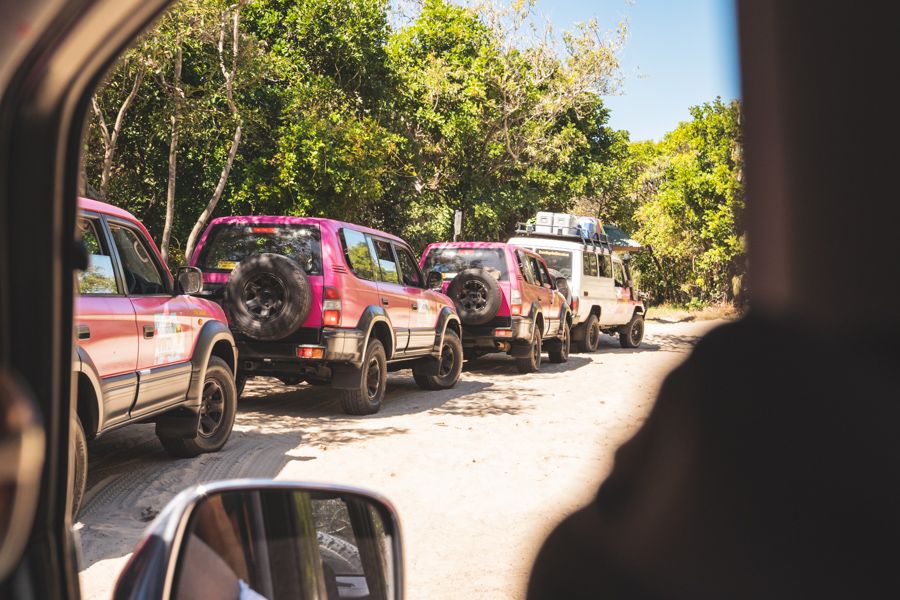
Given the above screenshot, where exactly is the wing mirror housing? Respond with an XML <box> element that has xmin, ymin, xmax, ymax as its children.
<box><xmin>175</xmin><ymin>266</ymin><xmax>204</xmax><ymax>295</ymax></box>
<box><xmin>113</xmin><ymin>480</ymin><xmax>403</xmax><ymax>600</ymax></box>
<box><xmin>426</xmin><ymin>270</ymin><xmax>443</xmax><ymax>290</ymax></box>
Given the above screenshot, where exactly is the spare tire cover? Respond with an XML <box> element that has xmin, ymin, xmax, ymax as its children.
<box><xmin>446</xmin><ymin>268</ymin><xmax>502</xmax><ymax>326</ymax></box>
<box><xmin>224</xmin><ymin>253</ymin><xmax>312</xmax><ymax>341</ymax></box>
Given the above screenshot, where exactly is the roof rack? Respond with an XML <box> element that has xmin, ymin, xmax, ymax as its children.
<box><xmin>514</xmin><ymin>222</ymin><xmax>614</xmax><ymax>255</ymax></box>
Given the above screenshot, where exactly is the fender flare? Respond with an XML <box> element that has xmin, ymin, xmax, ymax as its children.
<box><xmin>158</xmin><ymin>320</ymin><xmax>236</xmax><ymax>440</ymax></box>
<box><xmin>186</xmin><ymin>320</ymin><xmax>238</xmax><ymax>404</ymax></box>
<box><xmin>527</xmin><ymin>301</ymin><xmax>543</xmax><ymax>335</ymax></box>
<box><xmin>357</xmin><ymin>306</ymin><xmax>395</xmax><ymax>362</ymax></box>
<box><xmin>73</xmin><ymin>346</ymin><xmax>103</xmax><ymax>436</ymax></box>
<box><xmin>431</xmin><ymin>307</ymin><xmax>462</xmax><ymax>354</ymax></box>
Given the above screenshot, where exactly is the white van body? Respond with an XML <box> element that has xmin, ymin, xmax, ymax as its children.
<box><xmin>507</xmin><ymin>235</ymin><xmax>629</xmax><ymax>333</ymax></box>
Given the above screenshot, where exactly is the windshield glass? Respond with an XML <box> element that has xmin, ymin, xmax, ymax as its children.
<box><xmin>534</xmin><ymin>248</ymin><xmax>573</xmax><ymax>278</ymax></box>
<box><xmin>196</xmin><ymin>223</ymin><xmax>322</xmax><ymax>275</ymax></box>
<box><xmin>423</xmin><ymin>247</ymin><xmax>508</xmax><ymax>281</ymax></box>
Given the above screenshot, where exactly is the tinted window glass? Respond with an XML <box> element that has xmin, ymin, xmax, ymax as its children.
<box><xmin>516</xmin><ymin>250</ymin><xmax>538</xmax><ymax>285</ymax></box>
<box><xmin>196</xmin><ymin>223</ymin><xmax>322</xmax><ymax>275</ymax></box>
<box><xmin>422</xmin><ymin>247</ymin><xmax>508</xmax><ymax>281</ymax></box>
<box><xmin>583</xmin><ymin>251</ymin><xmax>598</xmax><ymax>277</ymax></box>
<box><xmin>598</xmin><ymin>254</ymin><xmax>611</xmax><ymax>278</ymax></box>
<box><xmin>77</xmin><ymin>217</ymin><xmax>118</xmax><ymax>295</ymax></box>
<box><xmin>371</xmin><ymin>238</ymin><xmax>400</xmax><ymax>284</ymax></box>
<box><xmin>394</xmin><ymin>245</ymin><xmax>423</xmax><ymax>287</ymax></box>
<box><xmin>109</xmin><ymin>223</ymin><xmax>166</xmax><ymax>295</ymax></box>
<box><xmin>613</xmin><ymin>261</ymin><xmax>626</xmax><ymax>287</ymax></box>
<box><xmin>529</xmin><ymin>256</ymin><xmax>550</xmax><ymax>286</ymax></box>
<box><xmin>340</xmin><ymin>229</ymin><xmax>377</xmax><ymax>280</ymax></box>
<box><xmin>535</xmin><ymin>249</ymin><xmax>573</xmax><ymax>278</ymax></box>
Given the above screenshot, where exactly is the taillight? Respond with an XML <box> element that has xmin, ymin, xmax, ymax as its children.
<box><xmin>571</xmin><ymin>297</ymin><xmax>579</xmax><ymax>313</ymax></box>
<box><xmin>323</xmin><ymin>286</ymin><xmax>341</xmax><ymax>326</ymax></box>
<box><xmin>510</xmin><ymin>287</ymin><xmax>523</xmax><ymax>316</ymax></box>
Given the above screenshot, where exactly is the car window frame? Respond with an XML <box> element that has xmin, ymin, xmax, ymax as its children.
<box><xmin>613</xmin><ymin>259</ymin><xmax>626</xmax><ymax>288</ymax></box>
<box><xmin>516</xmin><ymin>249</ymin><xmax>539</xmax><ymax>286</ymax></box>
<box><xmin>77</xmin><ymin>211</ymin><xmax>125</xmax><ymax>297</ymax></box>
<box><xmin>393</xmin><ymin>242</ymin><xmax>425</xmax><ymax>289</ymax></box>
<box><xmin>339</xmin><ymin>227</ymin><xmax>379</xmax><ymax>282</ymax></box>
<box><xmin>106</xmin><ymin>216</ymin><xmax>173</xmax><ymax>297</ymax></box>
<box><xmin>368</xmin><ymin>235</ymin><xmax>402</xmax><ymax>286</ymax></box>
<box><xmin>583</xmin><ymin>250</ymin><xmax>598</xmax><ymax>278</ymax></box>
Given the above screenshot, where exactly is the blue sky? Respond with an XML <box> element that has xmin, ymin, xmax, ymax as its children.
<box><xmin>534</xmin><ymin>0</ymin><xmax>741</xmax><ymax>141</ymax></box>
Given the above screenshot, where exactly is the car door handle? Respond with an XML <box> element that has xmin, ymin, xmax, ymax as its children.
<box><xmin>76</xmin><ymin>325</ymin><xmax>90</xmax><ymax>340</ymax></box>
<box><xmin>381</xmin><ymin>297</ymin><xmax>389</xmax><ymax>306</ymax></box>
<box><xmin>143</xmin><ymin>325</ymin><xmax>155</xmax><ymax>338</ymax></box>
<box><xmin>583</xmin><ymin>291</ymin><xmax>589</xmax><ymax>296</ymax></box>
<box><xmin>411</xmin><ymin>302</ymin><xmax>418</xmax><ymax>310</ymax></box>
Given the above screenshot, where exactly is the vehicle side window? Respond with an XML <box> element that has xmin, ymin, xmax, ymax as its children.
<box><xmin>583</xmin><ymin>251</ymin><xmax>598</xmax><ymax>277</ymax></box>
<box><xmin>517</xmin><ymin>250</ymin><xmax>538</xmax><ymax>285</ymax></box>
<box><xmin>340</xmin><ymin>229</ymin><xmax>377</xmax><ymax>280</ymax></box>
<box><xmin>529</xmin><ymin>255</ymin><xmax>550</xmax><ymax>286</ymax></box>
<box><xmin>394</xmin><ymin>244</ymin><xmax>424</xmax><ymax>288</ymax></box>
<box><xmin>598</xmin><ymin>254</ymin><xmax>611</xmax><ymax>278</ymax></box>
<box><xmin>613</xmin><ymin>261</ymin><xmax>626</xmax><ymax>287</ymax></box>
<box><xmin>77</xmin><ymin>217</ymin><xmax>119</xmax><ymax>295</ymax></box>
<box><xmin>371</xmin><ymin>238</ymin><xmax>400</xmax><ymax>284</ymax></box>
<box><xmin>109</xmin><ymin>223</ymin><xmax>166</xmax><ymax>295</ymax></box>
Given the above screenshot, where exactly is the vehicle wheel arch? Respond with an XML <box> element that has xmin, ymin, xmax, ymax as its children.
<box><xmin>432</xmin><ymin>307</ymin><xmax>462</xmax><ymax>353</ymax></box>
<box><xmin>589</xmin><ymin>306</ymin><xmax>602</xmax><ymax>319</ymax></box>
<box><xmin>368</xmin><ymin>320</ymin><xmax>394</xmax><ymax>360</ymax></box>
<box><xmin>74</xmin><ymin>348</ymin><xmax>102</xmax><ymax>438</ymax></box>
<box><xmin>187</xmin><ymin>320</ymin><xmax>238</xmax><ymax>404</ymax></box>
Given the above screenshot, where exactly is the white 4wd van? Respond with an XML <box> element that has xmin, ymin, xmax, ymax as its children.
<box><xmin>507</xmin><ymin>228</ymin><xmax>646</xmax><ymax>351</ymax></box>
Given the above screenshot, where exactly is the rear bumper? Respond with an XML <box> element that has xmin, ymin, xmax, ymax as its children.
<box><xmin>237</xmin><ymin>327</ymin><xmax>366</xmax><ymax>376</ymax></box>
<box><xmin>461</xmin><ymin>316</ymin><xmax>533</xmax><ymax>351</ymax></box>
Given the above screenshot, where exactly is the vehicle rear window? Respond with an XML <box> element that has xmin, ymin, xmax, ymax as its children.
<box><xmin>423</xmin><ymin>247</ymin><xmax>508</xmax><ymax>281</ymax></box>
<box><xmin>535</xmin><ymin>248</ymin><xmax>573</xmax><ymax>278</ymax></box>
<box><xmin>196</xmin><ymin>223</ymin><xmax>322</xmax><ymax>275</ymax></box>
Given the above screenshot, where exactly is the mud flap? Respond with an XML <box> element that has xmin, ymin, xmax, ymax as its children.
<box><xmin>155</xmin><ymin>406</ymin><xmax>200</xmax><ymax>439</ymax></box>
<box><xmin>331</xmin><ymin>364</ymin><xmax>363</xmax><ymax>390</ymax></box>
<box><xmin>413</xmin><ymin>357</ymin><xmax>441</xmax><ymax>376</ymax></box>
<box><xmin>570</xmin><ymin>322</ymin><xmax>586</xmax><ymax>342</ymax></box>
<box><xmin>509</xmin><ymin>342</ymin><xmax>534</xmax><ymax>358</ymax></box>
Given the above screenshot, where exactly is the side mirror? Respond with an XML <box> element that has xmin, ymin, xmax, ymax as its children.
<box><xmin>113</xmin><ymin>481</ymin><xmax>402</xmax><ymax>600</ymax></box>
<box><xmin>175</xmin><ymin>266</ymin><xmax>203</xmax><ymax>295</ymax></box>
<box><xmin>426</xmin><ymin>270</ymin><xmax>443</xmax><ymax>290</ymax></box>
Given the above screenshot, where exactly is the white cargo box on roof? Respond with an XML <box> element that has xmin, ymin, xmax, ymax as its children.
<box><xmin>553</xmin><ymin>213</ymin><xmax>579</xmax><ymax>230</ymax></box>
<box><xmin>535</xmin><ymin>212</ymin><xmax>555</xmax><ymax>227</ymax></box>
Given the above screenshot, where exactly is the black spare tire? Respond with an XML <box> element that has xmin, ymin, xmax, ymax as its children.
<box><xmin>446</xmin><ymin>268</ymin><xmax>502</xmax><ymax>326</ymax></box>
<box><xmin>224</xmin><ymin>253</ymin><xmax>312</xmax><ymax>341</ymax></box>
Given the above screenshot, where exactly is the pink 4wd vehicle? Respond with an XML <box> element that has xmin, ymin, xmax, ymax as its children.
<box><xmin>73</xmin><ymin>199</ymin><xmax>238</xmax><ymax>515</ymax></box>
<box><xmin>420</xmin><ymin>242</ymin><xmax>572</xmax><ymax>373</ymax></box>
<box><xmin>189</xmin><ymin>216</ymin><xmax>464</xmax><ymax>415</ymax></box>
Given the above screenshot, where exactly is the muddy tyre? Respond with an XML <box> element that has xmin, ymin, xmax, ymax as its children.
<box><xmin>224</xmin><ymin>253</ymin><xmax>312</xmax><ymax>341</ymax></box>
<box><xmin>578</xmin><ymin>314</ymin><xmax>601</xmax><ymax>353</ymax></box>
<box><xmin>71</xmin><ymin>415</ymin><xmax>88</xmax><ymax>519</ymax></box>
<box><xmin>158</xmin><ymin>357</ymin><xmax>237</xmax><ymax>458</ymax></box>
<box><xmin>548</xmin><ymin>268</ymin><xmax>571</xmax><ymax>305</ymax></box>
<box><xmin>548</xmin><ymin>322</ymin><xmax>570</xmax><ymax>363</ymax></box>
<box><xmin>515</xmin><ymin>332</ymin><xmax>542</xmax><ymax>374</ymax></box>
<box><xmin>446</xmin><ymin>269</ymin><xmax>502</xmax><ymax>326</ymax></box>
<box><xmin>341</xmin><ymin>339</ymin><xmax>387</xmax><ymax>415</ymax></box>
<box><xmin>619</xmin><ymin>312</ymin><xmax>645</xmax><ymax>348</ymax></box>
<box><xmin>414</xmin><ymin>330</ymin><xmax>463</xmax><ymax>390</ymax></box>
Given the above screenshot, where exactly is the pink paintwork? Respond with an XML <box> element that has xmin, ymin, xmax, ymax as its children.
<box><xmin>190</xmin><ymin>216</ymin><xmax>454</xmax><ymax>337</ymax></box>
<box><xmin>420</xmin><ymin>241</ymin><xmax>559</xmax><ymax>319</ymax></box>
<box><xmin>76</xmin><ymin>198</ymin><xmax>228</xmax><ymax>381</ymax></box>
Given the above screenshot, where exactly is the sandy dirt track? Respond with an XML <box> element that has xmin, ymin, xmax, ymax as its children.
<box><xmin>77</xmin><ymin>319</ymin><xmax>724</xmax><ymax>599</ymax></box>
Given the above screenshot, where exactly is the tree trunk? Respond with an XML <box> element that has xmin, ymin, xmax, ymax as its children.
<box><xmin>183</xmin><ymin>2</ymin><xmax>247</xmax><ymax>263</ymax></box>
<box><xmin>160</xmin><ymin>41</ymin><xmax>183</xmax><ymax>265</ymax></box>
